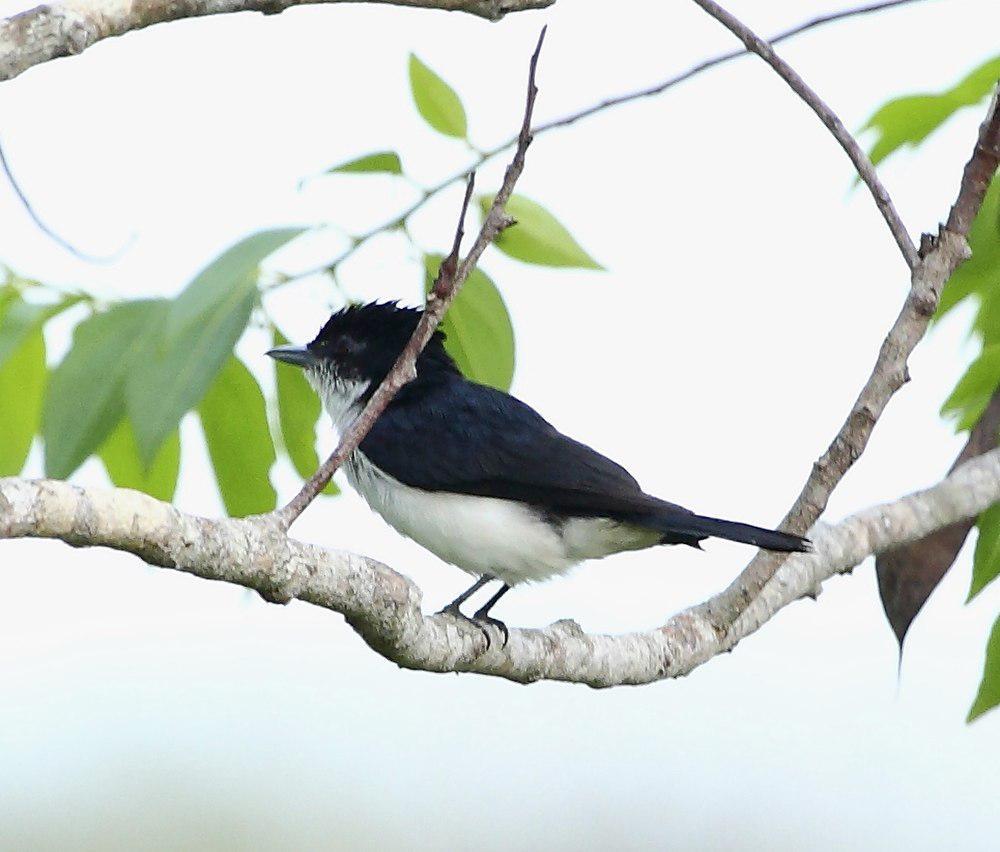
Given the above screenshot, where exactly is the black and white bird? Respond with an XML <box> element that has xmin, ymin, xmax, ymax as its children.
<box><xmin>268</xmin><ymin>302</ymin><xmax>808</xmax><ymax>642</ymax></box>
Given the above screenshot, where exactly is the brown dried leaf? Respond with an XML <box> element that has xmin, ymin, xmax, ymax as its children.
<box><xmin>876</xmin><ymin>391</ymin><xmax>1000</xmax><ymax>646</ymax></box>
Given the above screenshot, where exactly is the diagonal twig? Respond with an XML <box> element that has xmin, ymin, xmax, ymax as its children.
<box><xmin>691</xmin><ymin>0</ymin><xmax>919</xmax><ymax>270</ymax></box>
<box><xmin>273</xmin><ymin>27</ymin><xmax>546</xmax><ymax>529</ymax></box>
<box><xmin>272</xmin><ymin>0</ymin><xmax>929</xmax><ymax>290</ymax></box>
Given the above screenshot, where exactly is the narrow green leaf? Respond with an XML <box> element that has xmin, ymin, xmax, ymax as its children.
<box><xmin>408</xmin><ymin>54</ymin><xmax>467</xmax><ymax>139</ymax></box>
<box><xmin>0</xmin><ymin>293</ymin><xmax>82</xmax><ymax>368</ymax></box>
<box><xmin>968</xmin><ymin>614</ymin><xmax>1000</xmax><ymax>722</ymax></box>
<box><xmin>273</xmin><ymin>328</ymin><xmax>338</xmax><ymax>495</ymax></box>
<box><xmin>970</xmin><ymin>503</ymin><xmax>1000</xmax><ymax>601</ymax></box>
<box><xmin>941</xmin><ymin>343</ymin><xmax>1000</xmax><ymax>432</ymax></box>
<box><xmin>198</xmin><ymin>357</ymin><xmax>277</xmax><ymax>516</ymax></box>
<box><xmin>43</xmin><ymin>301</ymin><xmax>164</xmax><ymax>480</ymax></box>
<box><xmin>167</xmin><ymin>229</ymin><xmax>304</xmax><ymax>342</ymax></box>
<box><xmin>478</xmin><ymin>193</ymin><xmax>604</xmax><ymax>270</ymax></box>
<box><xmin>0</xmin><ymin>329</ymin><xmax>45</xmax><ymax>475</ymax></box>
<box><xmin>423</xmin><ymin>254</ymin><xmax>515</xmax><ymax>390</ymax></box>
<box><xmin>99</xmin><ymin>419</ymin><xmax>180</xmax><ymax>502</ymax></box>
<box><xmin>863</xmin><ymin>55</ymin><xmax>1000</xmax><ymax>168</ymax></box>
<box><xmin>127</xmin><ymin>289</ymin><xmax>254</xmax><ymax>468</ymax></box>
<box><xmin>327</xmin><ymin>151</ymin><xmax>403</xmax><ymax>176</ymax></box>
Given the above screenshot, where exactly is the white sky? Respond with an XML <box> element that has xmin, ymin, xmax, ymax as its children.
<box><xmin>2</xmin><ymin>0</ymin><xmax>1000</xmax><ymax>848</ymax></box>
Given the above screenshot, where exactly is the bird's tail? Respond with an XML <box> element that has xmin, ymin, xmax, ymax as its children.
<box><xmin>646</xmin><ymin>508</ymin><xmax>810</xmax><ymax>553</ymax></box>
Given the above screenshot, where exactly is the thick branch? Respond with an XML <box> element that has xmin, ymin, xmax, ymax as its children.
<box><xmin>3</xmin><ymin>449</ymin><xmax>1000</xmax><ymax>686</ymax></box>
<box><xmin>0</xmin><ymin>0</ymin><xmax>551</xmax><ymax>83</ymax></box>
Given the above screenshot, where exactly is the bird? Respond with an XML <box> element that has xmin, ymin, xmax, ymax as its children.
<box><xmin>268</xmin><ymin>301</ymin><xmax>809</xmax><ymax>645</ymax></box>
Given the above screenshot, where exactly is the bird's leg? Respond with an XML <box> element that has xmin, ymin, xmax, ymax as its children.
<box><xmin>437</xmin><ymin>575</ymin><xmax>500</xmax><ymax>651</ymax></box>
<box><xmin>437</xmin><ymin>575</ymin><xmax>494</xmax><ymax>617</ymax></box>
<box><xmin>473</xmin><ymin>584</ymin><xmax>512</xmax><ymax>648</ymax></box>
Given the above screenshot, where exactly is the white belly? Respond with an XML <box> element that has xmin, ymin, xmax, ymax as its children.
<box><xmin>344</xmin><ymin>451</ymin><xmax>661</xmax><ymax>586</ymax></box>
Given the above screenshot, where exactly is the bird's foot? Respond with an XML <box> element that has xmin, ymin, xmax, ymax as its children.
<box><xmin>472</xmin><ymin>608</ymin><xmax>509</xmax><ymax>649</ymax></box>
<box><xmin>436</xmin><ymin>603</ymin><xmax>494</xmax><ymax>651</ymax></box>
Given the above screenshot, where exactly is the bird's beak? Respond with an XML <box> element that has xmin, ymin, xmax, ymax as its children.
<box><xmin>266</xmin><ymin>344</ymin><xmax>319</xmax><ymax>369</ymax></box>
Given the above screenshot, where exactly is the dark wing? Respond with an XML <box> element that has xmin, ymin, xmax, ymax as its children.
<box><xmin>359</xmin><ymin>377</ymin><xmax>669</xmax><ymax>520</ymax></box>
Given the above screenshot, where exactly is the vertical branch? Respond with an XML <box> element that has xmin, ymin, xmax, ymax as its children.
<box><xmin>274</xmin><ymin>27</ymin><xmax>547</xmax><ymax>529</ymax></box>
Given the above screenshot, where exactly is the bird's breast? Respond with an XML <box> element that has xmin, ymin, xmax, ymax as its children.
<box><xmin>343</xmin><ymin>451</ymin><xmax>576</xmax><ymax>585</ymax></box>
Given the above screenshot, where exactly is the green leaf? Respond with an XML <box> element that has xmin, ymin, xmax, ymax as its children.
<box><xmin>0</xmin><ymin>328</ymin><xmax>45</xmax><ymax>475</ymax></box>
<box><xmin>423</xmin><ymin>254</ymin><xmax>515</xmax><ymax>390</ymax></box>
<box><xmin>327</xmin><ymin>151</ymin><xmax>403</xmax><ymax>176</ymax></box>
<box><xmin>940</xmin><ymin>343</ymin><xmax>1000</xmax><ymax>432</ymax></box>
<box><xmin>970</xmin><ymin>503</ymin><xmax>1000</xmax><ymax>601</ymax></box>
<box><xmin>477</xmin><ymin>194</ymin><xmax>604</xmax><ymax>270</ymax></box>
<box><xmin>408</xmin><ymin>54</ymin><xmax>467</xmax><ymax>139</ymax></box>
<box><xmin>968</xmin><ymin>614</ymin><xmax>1000</xmax><ymax>722</ymax></box>
<box><xmin>939</xmin><ymin>176</ymin><xmax>1000</xmax><ymax>323</ymax></box>
<box><xmin>863</xmin><ymin>55</ymin><xmax>1000</xmax><ymax>168</ymax></box>
<box><xmin>198</xmin><ymin>357</ymin><xmax>277</xmax><ymax>516</ymax></box>
<box><xmin>43</xmin><ymin>301</ymin><xmax>164</xmax><ymax>479</ymax></box>
<box><xmin>167</xmin><ymin>229</ymin><xmax>304</xmax><ymax>342</ymax></box>
<box><xmin>128</xmin><ymin>289</ymin><xmax>254</xmax><ymax>468</ymax></box>
<box><xmin>273</xmin><ymin>328</ymin><xmax>338</xmax><ymax>495</ymax></box>
<box><xmin>0</xmin><ymin>293</ymin><xmax>82</xmax><ymax>369</ymax></box>
<box><xmin>99</xmin><ymin>419</ymin><xmax>180</xmax><ymax>502</ymax></box>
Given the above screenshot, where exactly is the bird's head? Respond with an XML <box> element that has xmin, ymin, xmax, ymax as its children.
<box><xmin>267</xmin><ymin>301</ymin><xmax>456</xmax><ymax>425</ymax></box>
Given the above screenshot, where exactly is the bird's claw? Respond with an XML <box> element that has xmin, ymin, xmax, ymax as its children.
<box><xmin>473</xmin><ymin>611</ymin><xmax>509</xmax><ymax>649</ymax></box>
<box><xmin>437</xmin><ymin>603</ymin><xmax>494</xmax><ymax>651</ymax></box>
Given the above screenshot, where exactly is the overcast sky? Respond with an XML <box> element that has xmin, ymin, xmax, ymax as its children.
<box><xmin>2</xmin><ymin>0</ymin><xmax>1000</xmax><ymax>848</ymax></box>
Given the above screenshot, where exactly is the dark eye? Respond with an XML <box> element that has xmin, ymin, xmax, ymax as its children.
<box><xmin>332</xmin><ymin>337</ymin><xmax>358</xmax><ymax>359</ymax></box>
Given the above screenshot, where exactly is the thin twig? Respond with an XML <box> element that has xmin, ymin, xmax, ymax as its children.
<box><xmin>0</xmin><ymin>138</ymin><xmax>133</xmax><ymax>263</ymax></box>
<box><xmin>274</xmin><ymin>0</ymin><xmax>926</xmax><ymax>289</ymax></box>
<box><xmin>273</xmin><ymin>27</ymin><xmax>546</xmax><ymax>529</ymax></box>
<box><xmin>691</xmin><ymin>0</ymin><xmax>918</xmax><ymax>270</ymax></box>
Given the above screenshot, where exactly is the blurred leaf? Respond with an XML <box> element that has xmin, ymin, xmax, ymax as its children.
<box><xmin>478</xmin><ymin>193</ymin><xmax>604</xmax><ymax>269</ymax></box>
<box><xmin>877</xmin><ymin>392</ymin><xmax>1000</xmax><ymax>647</ymax></box>
<box><xmin>128</xmin><ymin>290</ymin><xmax>254</xmax><ymax>468</ymax></box>
<box><xmin>43</xmin><ymin>301</ymin><xmax>163</xmax><ymax>480</ymax></box>
<box><xmin>862</xmin><ymin>55</ymin><xmax>1000</xmax><ymax>168</ymax></box>
<box><xmin>969</xmin><ymin>614</ymin><xmax>1000</xmax><ymax>722</ymax></box>
<box><xmin>327</xmin><ymin>151</ymin><xmax>403</xmax><ymax>175</ymax></box>
<box><xmin>0</xmin><ymin>328</ymin><xmax>45</xmax><ymax>475</ymax></box>
<box><xmin>198</xmin><ymin>357</ymin><xmax>277</xmax><ymax>516</ymax></box>
<box><xmin>971</xmin><ymin>502</ymin><xmax>1000</xmax><ymax>601</ymax></box>
<box><xmin>423</xmin><ymin>254</ymin><xmax>515</xmax><ymax>390</ymax></box>
<box><xmin>273</xmin><ymin>328</ymin><xmax>338</xmax><ymax>495</ymax></box>
<box><xmin>0</xmin><ymin>293</ymin><xmax>82</xmax><ymax>368</ymax></box>
<box><xmin>939</xmin><ymin>177</ymin><xmax>1000</xmax><ymax>323</ymax></box>
<box><xmin>408</xmin><ymin>54</ymin><xmax>467</xmax><ymax>139</ymax></box>
<box><xmin>99</xmin><ymin>419</ymin><xmax>180</xmax><ymax>502</ymax></box>
<box><xmin>167</xmin><ymin>229</ymin><xmax>304</xmax><ymax>342</ymax></box>
<box><xmin>941</xmin><ymin>343</ymin><xmax>1000</xmax><ymax>432</ymax></box>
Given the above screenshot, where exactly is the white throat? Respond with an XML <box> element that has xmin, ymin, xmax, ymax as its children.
<box><xmin>307</xmin><ymin>369</ymin><xmax>370</xmax><ymax>435</ymax></box>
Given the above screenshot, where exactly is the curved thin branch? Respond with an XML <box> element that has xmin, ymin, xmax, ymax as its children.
<box><xmin>0</xmin><ymin>137</ymin><xmax>133</xmax><ymax>262</ymax></box>
<box><xmin>691</xmin><ymin>0</ymin><xmax>918</xmax><ymax>270</ymax></box>
<box><xmin>273</xmin><ymin>0</ymin><xmax>928</xmax><ymax>289</ymax></box>
<box><xmin>3</xmin><ymin>448</ymin><xmax>999</xmax><ymax>686</ymax></box>
<box><xmin>0</xmin><ymin>0</ymin><xmax>552</xmax><ymax>83</ymax></box>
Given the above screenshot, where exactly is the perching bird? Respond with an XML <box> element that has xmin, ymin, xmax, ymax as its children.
<box><xmin>268</xmin><ymin>302</ymin><xmax>808</xmax><ymax>644</ymax></box>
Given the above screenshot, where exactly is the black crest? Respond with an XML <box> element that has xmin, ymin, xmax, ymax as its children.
<box><xmin>308</xmin><ymin>301</ymin><xmax>458</xmax><ymax>385</ymax></box>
